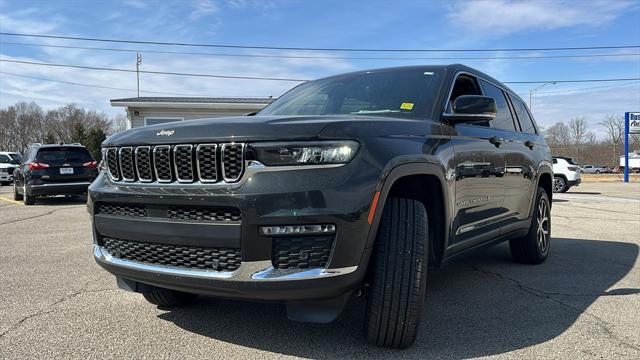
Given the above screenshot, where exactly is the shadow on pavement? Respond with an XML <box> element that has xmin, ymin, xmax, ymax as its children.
<box><xmin>565</xmin><ymin>191</ymin><xmax>602</xmax><ymax>195</ymax></box>
<box><xmin>158</xmin><ymin>238</ymin><xmax>638</xmax><ymax>358</ymax></box>
<box><xmin>31</xmin><ymin>195</ymin><xmax>87</xmax><ymax>206</ymax></box>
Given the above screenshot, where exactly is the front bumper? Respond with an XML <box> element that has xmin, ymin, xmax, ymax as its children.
<box><xmin>89</xmin><ymin>159</ymin><xmax>381</xmax><ymax>301</ymax></box>
<box><xmin>0</xmin><ymin>173</ymin><xmax>12</xmax><ymax>182</ymax></box>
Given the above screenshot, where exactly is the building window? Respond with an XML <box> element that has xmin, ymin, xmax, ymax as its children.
<box><xmin>144</xmin><ymin>117</ymin><xmax>184</xmax><ymax>126</ymax></box>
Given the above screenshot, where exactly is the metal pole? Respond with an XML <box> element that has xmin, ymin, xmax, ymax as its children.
<box><xmin>529</xmin><ymin>90</ymin><xmax>532</xmax><ymax>111</ymax></box>
<box><xmin>624</xmin><ymin>112</ymin><xmax>629</xmax><ymax>183</ymax></box>
<box><xmin>136</xmin><ymin>52</ymin><xmax>142</xmax><ymax>98</ymax></box>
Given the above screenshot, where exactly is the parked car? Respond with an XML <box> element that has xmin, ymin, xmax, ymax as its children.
<box><xmin>13</xmin><ymin>143</ymin><xmax>98</xmax><ymax>205</ymax></box>
<box><xmin>552</xmin><ymin>156</ymin><xmax>581</xmax><ymax>192</ymax></box>
<box><xmin>580</xmin><ymin>164</ymin><xmax>606</xmax><ymax>174</ymax></box>
<box><xmin>90</xmin><ymin>64</ymin><xmax>554</xmax><ymax>348</ymax></box>
<box><xmin>0</xmin><ymin>151</ymin><xmax>21</xmax><ymax>185</ymax></box>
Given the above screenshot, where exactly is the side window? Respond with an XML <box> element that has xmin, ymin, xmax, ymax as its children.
<box><xmin>479</xmin><ymin>80</ymin><xmax>516</xmax><ymax>131</ymax></box>
<box><xmin>508</xmin><ymin>94</ymin><xmax>537</xmax><ymax>134</ymax></box>
<box><xmin>448</xmin><ymin>74</ymin><xmax>487</xmax><ymax>126</ymax></box>
<box><xmin>553</xmin><ymin>158</ymin><xmax>558</xmax><ymax>164</ymax></box>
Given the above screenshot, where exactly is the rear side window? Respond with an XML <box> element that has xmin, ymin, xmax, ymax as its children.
<box><xmin>35</xmin><ymin>147</ymin><xmax>93</xmax><ymax>165</ymax></box>
<box><xmin>479</xmin><ymin>80</ymin><xmax>516</xmax><ymax>131</ymax></box>
<box><xmin>553</xmin><ymin>158</ymin><xmax>558</xmax><ymax>164</ymax></box>
<box><xmin>509</xmin><ymin>94</ymin><xmax>537</xmax><ymax>134</ymax></box>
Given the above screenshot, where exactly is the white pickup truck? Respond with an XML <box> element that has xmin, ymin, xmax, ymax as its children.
<box><xmin>0</xmin><ymin>152</ymin><xmax>22</xmax><ymax>185</ymax></box>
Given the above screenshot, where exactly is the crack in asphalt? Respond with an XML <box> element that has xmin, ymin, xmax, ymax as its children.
<box><xmin>0</xmin><ymin>284</ymin><xmax>116</xmax><ymax>339</ymax></box>
<box><xmin>0</xmin><ymin>207</ymin><xmax>77</xmax><ymax>226</ymax></box>
<box><xmin>470</xmin><ymin>265</ymin><xmax>640</xmax><ymax>352</ymax></box>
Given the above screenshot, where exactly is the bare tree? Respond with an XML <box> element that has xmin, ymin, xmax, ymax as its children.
<box><xmin>544</xmin><ymin>122</ymin><xmax>571</xmax><ymax>157</ymax></box>
<box><xmin>569</xmin><ymin>117</ymin><xmax>589</xmax><ymax>162</ymax></box>
<box><xmin>599</xmin><ymin>114</ymin><xmax>624</xmax><ymax>166</ymax></box>
<box><xmin>111</xmin><ymin>113</ymin><xmax>129</xmax><ymax>134</ymax></box>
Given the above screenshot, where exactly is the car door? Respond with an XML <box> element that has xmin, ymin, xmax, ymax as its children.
<box><xmin>444</xmin><ymin>74</ymin><xmax>507</xmax><ymax>246</ymax></box>
<box><xmin>507</xmin><ymin>93</ymin><xmax>542</xmax><ymax>223</ymax></box>
<box><xmin>479</xmin><ymin>79</ymin><xmax>534</xmax><ymax>227</ymax></box>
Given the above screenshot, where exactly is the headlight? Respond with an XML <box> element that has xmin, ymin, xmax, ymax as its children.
<box><xmin>250</xmin><ymin>141</ymin><xmax>358</xmax><ymax>166</ymax></box>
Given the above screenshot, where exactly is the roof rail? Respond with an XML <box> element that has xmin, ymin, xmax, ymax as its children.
<box><xmin>30</xmin><ymin>143</ymin><xmax>42</xmax><ymax>147</ymax></box>
<box><xmin>70</xmin><ymin>143</ymin><xmax>82</xmax><ymax>145</ymax></box>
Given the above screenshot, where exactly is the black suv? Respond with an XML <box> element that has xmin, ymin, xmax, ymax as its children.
<box><xmin>14</xmin><ymin>143</ymin><xmax>98</xmax><ymax>205</ymax></box>
<box><xmin>90</xmin><ymin>65</ymin><xmax>553</xmax><ymax>348</ymax></box>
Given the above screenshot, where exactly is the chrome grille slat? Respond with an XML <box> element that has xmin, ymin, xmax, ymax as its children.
<box><xmin>153</xmin><ymin>145</ymin><xmax>173</xmax><ymax>183</ymax></box>
<box><xmin>196</xmin><ymin>144</ymin><xmax>218</xmax><ymax>183</ymax></box>
<box><xmin>119</xmin><ymin>147</ymin><xmax>136</xmax><ymax>182</ymax></box>
<box><xmin>106</xmin><ymin>148</ymin><xmax>120</xmax><ymax>181</ymax></box>
<box><xmin>221</xmin><ymin>143</ymin><xmax>245</xmax><ymax>183</ymax></box>
<box><xmin>135</xmin><ymin>146</ymin><xmax>153</xmax><ymax>182</ymax></box>
<box><xmin>105</xmin><ymin>143</ymin><xmax>244</xmax><ymax>184</ymax></box>
<box><xmin>173</xmin><ymin>145</ymin><xmax>194</xmax><ymax>182</ymax></box>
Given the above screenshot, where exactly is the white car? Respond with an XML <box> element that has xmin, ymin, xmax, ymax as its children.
<box><xmin>580</xmin><ymin>164</ymin><xmax>605</xmax><ymax>174</ymax></box>
<box><xmin>553</xmin><ymin>156</ymin><xmax>581</xmax><ymax>193</ymax></box>
<box><xmin>0</xmin><ymin>152</ymin><xmax>22</xmax><ymax>185</ymax></box>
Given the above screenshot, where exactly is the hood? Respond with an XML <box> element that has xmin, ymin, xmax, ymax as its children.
<box><xmin>104</xmin><ymin>115</ymin><xmax>439</xmax><ymax>146</ymax></box>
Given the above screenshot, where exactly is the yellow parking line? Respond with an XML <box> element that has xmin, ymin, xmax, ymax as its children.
<box><xmin>0</xmin><ymin>196</ymin><xmax>22</xmax><ymax>205</ymax></box>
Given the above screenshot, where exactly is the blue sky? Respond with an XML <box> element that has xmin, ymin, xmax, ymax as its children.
<box><xmin>1</xmin><ymin>0</ymin><xmax>639</xmax><ymax>137</ymax></box>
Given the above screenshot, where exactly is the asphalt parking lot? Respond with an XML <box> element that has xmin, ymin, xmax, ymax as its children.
<box><xmin>0</xmin><ymin>182</ymin><xmax>639</xmax><ymax>359</ymax></box>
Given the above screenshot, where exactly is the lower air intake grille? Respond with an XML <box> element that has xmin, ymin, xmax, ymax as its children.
<box><xmin>272</xmin><ymin>236</ymin><xmax>334</xmax><ymax>269</ymax></box>
<box><xmin>168</xmin><ymin>206</ymin><xmax>241</xmax><ymax>222</ymax></box>
<box><xmin>102</xmin><ymin>237</ymin><xmax>241</xmax><ymax>271</ymax></box>
<box><xmin>97</xmin><ymin>203</ymin><xmax>146</xmax><ymax>217</ymax></box>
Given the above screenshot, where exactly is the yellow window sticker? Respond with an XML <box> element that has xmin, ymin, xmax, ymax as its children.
<box><xmin>400</xmin><ymin>102</ymin><xmax>414</xmax><ymax>110</ymax></box>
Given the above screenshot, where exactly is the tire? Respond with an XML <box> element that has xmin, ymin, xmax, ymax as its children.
<box><xmin>0</xmin><ymin>182</ymin><xmax>9</xmax><ymax>186</ymax></box>
<box><xmin>553</xmin><ymin>176</ymin><xmax>566</xmax><ymax>193</ymax></box>
<box><xmin>142</xmin><ymin>287</ymin><xmax>197</xmax><ymax>307</ymax></box>
<box><xmin>365</xmin><ymin>197</ymin><xmax>428</xmax><ymax>349</ymax></box>
<box><xmin>23</xmin><ymin>187</ymin><xmax>35</xmax><ymax>206</ymax></box>
<box><xmin>13</xmin><ymin>182</ymin><xmax>23</xmax><ymax>201</ymax></box>
<box><xmin>595</xmin><ymin>170</ymin><xmax>601</xmax><ymax>174</ymax></box>
<box><xmin>510</xmin><ymin>187</ymin><xmax>551</xmax><ymax>264</ymax></box>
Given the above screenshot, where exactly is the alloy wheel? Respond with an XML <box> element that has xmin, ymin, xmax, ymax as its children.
<box><xmin>536</xmin><ymin>197</ymin><xmax>550</xmax><ymax>254</ymax></box>
<box><xmin>553</xmin><ymin>178</ymin><xmax>564</xmax><ymax>193</ymax></box>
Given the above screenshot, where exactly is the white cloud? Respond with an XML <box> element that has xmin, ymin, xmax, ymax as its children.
<box><xmin>447</xmin><ymin>0</ymin><xmax>636</xmax><ymax>36</ymax></box>
<box><xmin>189</xmin><ymin>0</ymin><xmax>219</xmax><ymax>20</ymax></box>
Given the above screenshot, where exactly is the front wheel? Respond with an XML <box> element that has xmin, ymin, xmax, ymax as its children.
<box><xmin>510</xmin><ymin>186</ymin><xmax>551</xmax><ymax>264</ymax></box>
<box><xmin>365</xmin><ymin>197</ymin><xmax>428</xmax><ymax>349</ymax></box>
<box><xmin>553</xmin><ymin>176</ymin><xmax>566</xmax><ymax>193</ymax></box>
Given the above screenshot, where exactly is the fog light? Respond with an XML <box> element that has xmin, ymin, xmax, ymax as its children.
<box><xmin>259</xmin><ymin>224</ymin><xmax>336</xmax><ymax>236</ymax></box>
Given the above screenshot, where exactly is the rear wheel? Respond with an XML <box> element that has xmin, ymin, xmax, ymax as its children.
<box><xmin>553</xmin><ymin>176</ymin><xmax>566</xmax><ymax>193</ymax></box>
<box><xmin>23</xmin><ymin>186</ymin><xmax>35</xmax><ymax>206</ymax></box>
<box><xmin>142</xmin><ymin>287</ymin><xmax>198</xmax><ymax>307</ymax></box>
<box><xmin>365</xmin><ymin>197</ymin><xmax>428</xmax><ymax>349</ymax></box>
<box><xmin>13</xmin><ymin>182</ymin><xmax>23</xmax><ymax>201</ymax></box>
<box><xmin>510</xmin><ymin>186</ymin><xmax>551</xmax><ymax>264</ymax></box>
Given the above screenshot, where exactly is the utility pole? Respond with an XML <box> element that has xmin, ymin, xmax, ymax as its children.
<box><xmin>528</xmin><ymin>81</ymin><xmax>557</xmax><ymax>112</ymax></box>
<box><xmin>136</xmin><ymin>52</ymin><xmax>142</xmax><ymax>98</ymax></box>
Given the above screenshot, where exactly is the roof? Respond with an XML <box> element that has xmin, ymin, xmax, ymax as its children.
<box><xmin>110</xmin><ymin>97</ymin><xmax>275</xmax><ymax>109</ymax></box>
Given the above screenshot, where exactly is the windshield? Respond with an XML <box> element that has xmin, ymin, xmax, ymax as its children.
<box><xmin>35</xmin><ymin>147</ymin><xmax>93</xmax><ymax>166</ymax></box>
<box><xmin>0</xmin><ymin>154</ymin><xmax>11</xmax><ymax>163</ymax></box>
<box><xmin>259</xmin><ymin>69</ymin><xmax>441</xmax><ymax>119</ymax></box>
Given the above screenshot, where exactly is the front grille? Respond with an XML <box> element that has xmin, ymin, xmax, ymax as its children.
<box><xmin>97</xmin><ymin>203</ymin><xmax>147</xmax><ymax>217</ymax></box>
<box><xmin>272</xmin><ymin>236</ymin><xmax>334</xmax><ymax>269</ymax></box>
<box><xmin>168</xmin><ymin>206</ymin><xmax>242</xmax><ymax>222</ymax></box>
<box><xmin>105</xmin><ymin>143</ymin><xmax>245</xmax><ymax>184</ymax></box>
<box><xmin>102</xmin><ymin>237</ymin><xmax>241</xmax><ymax>271</ymax></box>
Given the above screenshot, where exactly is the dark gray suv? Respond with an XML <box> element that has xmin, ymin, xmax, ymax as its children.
<box><xmin>89</xmin><ymin>64</ymin><xmax>553</xmax><ymax>348</ymax></box>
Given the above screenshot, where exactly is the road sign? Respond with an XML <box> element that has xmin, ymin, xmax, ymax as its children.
<box><xmin>629</xmin><ymin>112</ymin><xmax>640</xmax><ymax>134</ymax></box>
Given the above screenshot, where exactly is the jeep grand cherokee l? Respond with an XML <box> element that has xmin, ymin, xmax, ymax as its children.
<box><xmin>90</xmin><ymin>64</ymin><xmax>553</xmax><ymax>348</ymax></box>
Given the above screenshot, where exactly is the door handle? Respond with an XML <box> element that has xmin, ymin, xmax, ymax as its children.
<box><xmin>489</xmin><ymin>136</ymin><xmax>503</xmax><ymax>147</ymax></box>
<box><xmin>524</xmin><ymin>140</ymin><xmax>535</xmax><ymax>149</ymax></box>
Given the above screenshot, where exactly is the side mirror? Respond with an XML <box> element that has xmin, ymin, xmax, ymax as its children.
<box><xmin>442</xmin><ymin>95</ymin><xmax>496</xmax><ymax>124</ymax></box>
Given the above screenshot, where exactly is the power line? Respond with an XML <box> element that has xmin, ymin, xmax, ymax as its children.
<box><xmin>0</xmin><ymin>58</ymin><xmax>307</xmax><ymax>82</ymax></box>
<box><xmin>0</xmin><ymin>70</ymin><xmax>209</xmax><ymax>96</ymax></box>
<box><xmin>2</xmin><ymin>58</ymin><xmax>640</xmax><ymax>84</ymax></box>
<box><xmin>2</xmin><ymin>32</ymin><xmax>639</xmax><ymax>52</ymax></box>
<box><xmin>2</xmin><ymin>41</ymin><xmax>640</xmax><ymax>60</ymax></box>
<box><xmin>515</xmin><ymin>81</ymin><xmax>640</xmax><ymax>97</ymax></box>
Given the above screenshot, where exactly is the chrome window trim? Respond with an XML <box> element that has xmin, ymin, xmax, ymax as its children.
<box><xmin>118</xmin><ymin>147</ymin><xmax>136</xmax><ymax>182</ymax></box>
<box><xmin>106</xmin><ymin>148</ymin><xmax>120</xmax><ymax>181</ymax></box>
<box><xmin>195</xmin><ymin>143</ymin><xmax>218</xmax><ymax>183</ymax></box>
<box><xmin>134</xmin><ymin>146</ymin><xmax>153</xmax><ymax>183</ymax></box>
<box><xmin>173</xmin><ymin>144</ymin><xmax>194</xmax><ymax>183</ymax></box>
<box><xmin>221</xmin><ymin>143</ymin><xmax>246</xmax><ymax>183</ymax></box>
<box><xmin>152</xmin><ymin>145</ymin><xmax>173</xmax><ymax>183</ymax></box>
